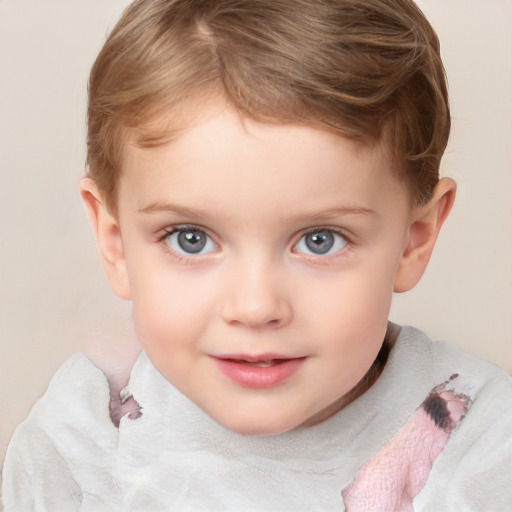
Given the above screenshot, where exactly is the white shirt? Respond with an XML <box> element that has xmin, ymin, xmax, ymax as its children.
<box><xmin>2</xmin><ymin>325</ymin><xmax>512</xmax><ymax>511</ymax></box>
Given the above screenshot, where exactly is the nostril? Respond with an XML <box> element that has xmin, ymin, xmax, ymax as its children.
<box><xmin>223</xmin><ymin>305</ymin><xmax>292</xmax><ymax>329</ymax></box>
<box><xmin>221</xmin><ymin>275</ymin><xmax>293</xmax><ymax>328</ymax></box>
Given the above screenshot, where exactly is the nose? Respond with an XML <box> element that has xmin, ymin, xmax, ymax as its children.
<box><xmin>221</xmin><ymin>259</ymin><xmax>293</xmax><ymax>329</ymax></box>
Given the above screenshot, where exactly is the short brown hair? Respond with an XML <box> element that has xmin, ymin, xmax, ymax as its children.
<box><xmin>87</xmin><ymin>0</ymin><xmax>450</xmax><ymax>209</ymax></box>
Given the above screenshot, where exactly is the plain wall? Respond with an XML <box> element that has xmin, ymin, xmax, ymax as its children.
<box><xmin>1</xmin><ymin>0</ymin><xmax>511</xmax><ymax>464</ymax></box>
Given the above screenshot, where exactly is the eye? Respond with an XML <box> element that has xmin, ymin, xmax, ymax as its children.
<box><xmin>164</xmin><ymin>227</ymin><xmax>217</xmax><ymax>255</ymax></box>
<box><xmin>294</xmin><ymin>229</ymin><xmax>348</xmax><ymax>256</ymax></box>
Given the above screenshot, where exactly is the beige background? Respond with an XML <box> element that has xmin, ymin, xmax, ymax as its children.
<box><xmin>1</xmin><ymin>0</ymin><xmax>511</xmax><ymax>464</ymax></box>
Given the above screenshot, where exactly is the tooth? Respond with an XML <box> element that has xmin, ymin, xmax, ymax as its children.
<box><xmin>253</xmin><ymin>360</ymin><xmax>279</xmax><ymax>367</ymax></box>
<box><xmin>234</xmin><ymin>359</ymin><xmax>280</xmax><ymax>367</ymax></box>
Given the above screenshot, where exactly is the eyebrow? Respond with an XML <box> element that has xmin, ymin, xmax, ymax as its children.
<box><xmin>138</xmin><ymin>202</ymin><xmax>376</xmax><ymax>220</ymax></box>
<box><xmin>303</xmin><ymin>206</ymin><xmax>377</xmax><ymax>221</ymax></box>
<box><xmin>138</xmin><ymin>202</ymin><xmax>210</xmax><ymax>219</ymax></box>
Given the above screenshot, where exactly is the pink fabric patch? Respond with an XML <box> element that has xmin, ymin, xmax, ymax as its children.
<box><xmin>342</xmin><ymin>375</ymin><xmax>470</xmax><ymax>511</ymax></box>
<box><xmin>109</xmin><ymin>380</ymin><xmax>143</xmax><ymax>427</ymax></box>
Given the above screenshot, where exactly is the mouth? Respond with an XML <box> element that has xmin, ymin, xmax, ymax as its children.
<box><xmin>229</xmin><ymin>358</ymin><xmax>287</xmax><ymax>368</ymax></box>
<box><xmin>210</xmin><ymin>354</ymin><xmax>306</xmax><ymax>388</ymax></box>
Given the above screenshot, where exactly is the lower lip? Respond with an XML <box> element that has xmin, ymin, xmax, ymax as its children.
<box><xmin>212</xmin><ymin>357</ymin><xmax>306</xmax><ymax>388</ymax></box>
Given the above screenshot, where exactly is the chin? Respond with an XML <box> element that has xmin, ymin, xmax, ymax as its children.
<box><xmin>215</xmin><ymin>413</ymin><xmax>303</xmax><ymax>437</ymax></box>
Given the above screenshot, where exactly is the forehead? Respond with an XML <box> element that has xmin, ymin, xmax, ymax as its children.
<box><xmin>119</xmin><ymin>101</ymin><xmax>408</xmax><ymax>222</ymax></box>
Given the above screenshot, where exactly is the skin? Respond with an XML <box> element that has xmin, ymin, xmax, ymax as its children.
<box><xmin>81</xmin><ymin>99</ymin><xmax>455</xmax><ymax>435</ymax></box>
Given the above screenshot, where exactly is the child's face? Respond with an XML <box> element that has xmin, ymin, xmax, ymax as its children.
<box><xmin>112</xmin><ymin>100</ymin><xmax>415</xmax><ymax>435</ymax></box>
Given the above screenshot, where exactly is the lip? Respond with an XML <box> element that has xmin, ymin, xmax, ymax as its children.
<box><xmin>210</xmin><ymin>354</ymin><xmax>306</xmax><ymax>388</ymax></box>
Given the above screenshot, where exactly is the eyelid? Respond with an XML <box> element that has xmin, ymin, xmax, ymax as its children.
<box><xmin>294</xmin><ymin>225</ymin><xmax>352</xmax><ymax>244</ymax></box>
<box><xmin>159</xmin><ymin>223</ymin><xmax>215</xmax><ymax>240</ymax></box>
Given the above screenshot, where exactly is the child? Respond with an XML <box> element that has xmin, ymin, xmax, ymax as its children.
<box><xmin>2</xmin><ymin>0</ymin><xmax>511</xmax><ymax>510</ymax></box>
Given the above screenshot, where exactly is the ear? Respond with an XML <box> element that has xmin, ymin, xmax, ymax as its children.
<box><xmin>394</xmin><ymin>178</ymin><xmax>456</xmax><ymax>293</ymax></box>
<box><xmin>79</xmin><ymin>178</ymin><xmax>131</xmax><ymax>300</ymax></box>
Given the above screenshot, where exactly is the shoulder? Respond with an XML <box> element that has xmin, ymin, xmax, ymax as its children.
<box><xmin>13</xmin><ymin>352</ymin><xmax>117</xmax><ymax>443</ymax></box>
<box><xmin>430</xmin><ymin>330</ymin><xmax>512</xmax><ymax>403</ymax></box>
<box><xmin>2</xmin><ymin>354</ymin><xmax>120</xmax><ymax>510</ymax></box>
<box><xmin>395</xmin><ymin>325</ymin><xmax>512</xmax><ymax>430</ymax></box>
<box><xmin>396</xmin><ymin>327</ymin><xmax>512</xmax><ymax>509</ymax></box>
<box><xmin>394</xmin><ymin>324</ymin><xmax>511</xmax><ymax>393</ymax></box>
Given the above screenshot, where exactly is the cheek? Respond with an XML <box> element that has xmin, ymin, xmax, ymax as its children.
<box><xmin>298</xmin><ymin>258</ymin><xmax>397</xmax><ymax>364</ymax></box>
<box><xmin>129</xmin><ymin>266</ymin><xmax>218</xmax><ymax>353</ymax></box>
<box><xmin>304</xmin><ymin>261</ymin><xmax>395</xmax><ymax>324</ymax></box>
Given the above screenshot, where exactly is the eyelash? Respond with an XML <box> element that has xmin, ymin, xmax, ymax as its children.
<box><xmin>292</xmin><ymin>227</ymin><xmax>353</xmax><ymax>262</ymax></box>
<box><xmin>158</xmin><ymin>225</ymin><xmax>218</xmax><ymax>264</ymax></box>
<box><xmin>157</xmin><ymin>225</ymin><xmax>354</xmax><ymax>263</ymax></box>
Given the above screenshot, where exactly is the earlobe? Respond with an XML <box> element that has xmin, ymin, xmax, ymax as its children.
<box><xmin>79</xmin><ymin>178</ymin><xmax>131</xmax><ymax>300</ymax></box>
<box><xmin>394</xmin><ymin>178</ymin><xmax>456</xmax><ymax>293</ymax></box>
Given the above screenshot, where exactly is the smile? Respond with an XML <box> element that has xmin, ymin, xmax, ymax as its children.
<box><xmin>210</xmin><ymin>355</ymin><xmax>306</xmax><ymax>388</ymax></box>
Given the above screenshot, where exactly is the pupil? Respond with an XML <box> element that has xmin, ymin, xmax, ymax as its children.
<box><xmin>305</xmin><ymin>230</ymin><xmax>334</xmax><ymax>254</ymax></box>
<box><xmin>178</xmin><ymin>230</ymin><xmax>206</xmax><ymax>253</ymax></box>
